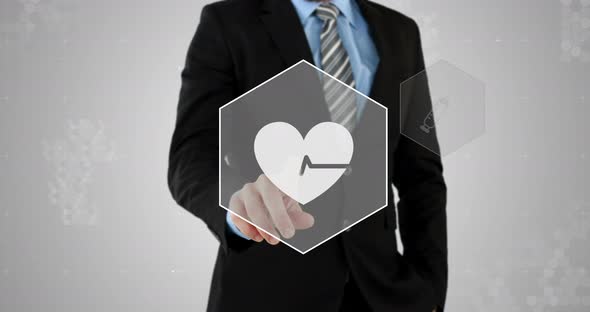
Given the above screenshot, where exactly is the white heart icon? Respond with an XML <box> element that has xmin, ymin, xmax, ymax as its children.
<box><xmin>254</xmin><ymin>122</ymin><xmax>354</xmax><ymax>204</ymax></box>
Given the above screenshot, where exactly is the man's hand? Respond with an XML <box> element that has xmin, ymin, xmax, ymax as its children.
<box><xmin>229</xmin><ymin>174</ymin><xmax>315</xmax><ymax>244</ymax></box>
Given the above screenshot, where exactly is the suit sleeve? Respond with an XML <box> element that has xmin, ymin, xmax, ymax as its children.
<box><xmin>168</xmin><ymin>4</ymin><xmax>252</xmax><ymax>253</ymax></box>
<box><xmin>393</xmin><ymin>20</ymin><xmax>448</xmax><ymax>311</ymax></box>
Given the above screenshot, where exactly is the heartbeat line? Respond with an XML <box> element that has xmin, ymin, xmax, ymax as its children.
<box><xmin>299</xmin><ymin>155</ymin><xmax>350</xmax><ymax>176</ymax></box>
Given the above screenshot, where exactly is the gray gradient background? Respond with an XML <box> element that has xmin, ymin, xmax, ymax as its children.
<box><xmin>0</xmin><ymin>0</ymin><xmax>589</xmax><ymax>311</ymax></box>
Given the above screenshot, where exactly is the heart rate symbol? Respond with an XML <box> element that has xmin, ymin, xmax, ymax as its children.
<box><xmin>254</xmin><ymin>122</ymin><xmax>354</xmax><ymax>205</ymax></box>
<box><xmin>298</xmin><ymin>155</ymin><xmax>349</xmax><ymax>176</ymax></box>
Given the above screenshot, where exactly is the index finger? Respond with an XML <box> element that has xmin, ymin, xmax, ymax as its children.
<box><xmin>257</xmin><ymin>175</ymin><xmax>295</xmax><ymax>239</ymax></box>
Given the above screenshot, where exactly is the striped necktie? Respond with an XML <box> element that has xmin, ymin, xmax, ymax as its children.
<box><xmin>316</xmin><ymin>3</ymin><xmax>357</xmax><ymax>132</ymax></box>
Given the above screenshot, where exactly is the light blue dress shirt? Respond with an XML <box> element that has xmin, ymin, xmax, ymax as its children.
<box><xmin>226</xmin><ymin>0</ymin><xmax>380</xmax><ymax>239</ymax></box>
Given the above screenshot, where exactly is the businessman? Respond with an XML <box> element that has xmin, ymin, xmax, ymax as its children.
<box><xmin>168</xmin><ymin>0</ymin><xmax>447</xmax><ymax>311</ymax></box>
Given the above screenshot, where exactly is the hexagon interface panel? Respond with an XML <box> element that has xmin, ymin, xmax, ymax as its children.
<box><xmin>400</xmin><ymin>60</ymin><xmax>485</xmax><ymax>156</ymax></box>
<box><xmin>219</xmin><ymin>61</ymin><xmax>387</xmax><ymax>254</ymax></box>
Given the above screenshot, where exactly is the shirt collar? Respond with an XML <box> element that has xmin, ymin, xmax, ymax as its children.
<box><xmin>290</xmin><ymin>0</ymin><xmax>359</xmax><ymax>28</ymax></box>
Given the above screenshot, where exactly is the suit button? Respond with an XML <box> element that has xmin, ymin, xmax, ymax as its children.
<box><xmin>343</xmin><ymin>219</ymin><xmax>351</xmax><ymax>232</ymax></box>
<box><xmin>344</xmin><ymin>165</ymin><xmax>352</xmax><ymax>176</ymax></box>
<box><xmin>224</xmin><ymin>153</ymin><xmax>233</xmax><ymax>168</ymax></box>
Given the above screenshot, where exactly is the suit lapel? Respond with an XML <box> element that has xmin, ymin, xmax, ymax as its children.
<box><xmin>259</xmin><ymin>0</ymin><xmax>315</xmax><ymax>67</ymax></box>
<box><xmin>259</xmin><ymin>0</ymin><xmax>331</xmax><ymax>123</ymax></box>
<box><xmin>358</xmin><ymin>0</ymin><xmax>399</xmax><ymax>106</ymax></box>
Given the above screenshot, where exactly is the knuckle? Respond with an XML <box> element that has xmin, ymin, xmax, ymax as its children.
<box><xmin>256</xmin><ymin>176</ymin><xmax>271</xmax><ymax>190</ymax></box>
<box><xmin>245</xmin><ymin>200</ymin><xmax>264</xmax><ymax>215</ymax></box>
<box><xmin>229</xmin><ymin>192</ymin><xmax>240</xmax><ymax>203</ymax></box>
<box><xmin>260</xmin><ymin>182</ymin><xmax>273</xmax><ymax>194</ymax></box>
<box><xmin>257</xmin><ymin>174</ymin><xmax>267</xmax><ymax>183</ymax></box>
<box><xmin>260</xmin><ymin>181</ymin><xmax>279</xmax><ymax>196</ymax></box>
<box><xmin>242</xmin><ymin>183</ymin><xmax>254</xmax><ymax>193</ymax></box>
<box><xmin>240</xmin><ymin>224</ymin><xmax>250</xmax><ymax>235</ymax></box>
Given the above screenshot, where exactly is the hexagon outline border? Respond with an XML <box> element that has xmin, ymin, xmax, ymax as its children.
<box><xmin>399</xmin><ymin>59</ymin><xmax>486</xmax><ymax>157</ymax></box>
<box><xmin>218</xmin><ymin>59</ymin><xmax>389</xmax><ymax>255</ymax></box>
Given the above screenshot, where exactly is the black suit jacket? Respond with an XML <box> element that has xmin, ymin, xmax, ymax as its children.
<box><xmin>168</xmin><ymin>1</ymin><xmax>448</xmax><ymax>311</ymax></box>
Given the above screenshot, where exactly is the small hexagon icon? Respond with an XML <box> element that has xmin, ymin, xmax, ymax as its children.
<box><xmin>219</xmin><ymin>61</ymin><xmax>388</xmax><ymax>254</ymax></box>
<box><xmin>400</xmin><ymin>60</ymin><xmax>485</xmax><ymax>156</ymax></box>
